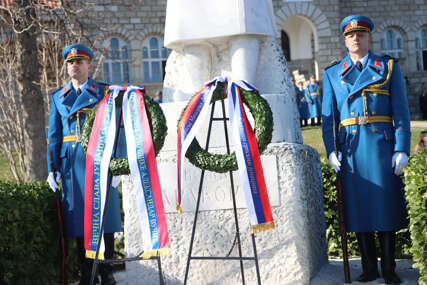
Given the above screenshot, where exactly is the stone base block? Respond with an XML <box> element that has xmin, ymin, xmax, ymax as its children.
<box><xmin>121</xmin><ymin>142</ymin><xmax>327</xmax><ymax>285</ymax></box>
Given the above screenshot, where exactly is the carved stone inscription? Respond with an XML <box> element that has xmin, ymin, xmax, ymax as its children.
<box><xmin>158</xmin><ymin>155</ymin><xmax>280</xmax><ymax>212</ymax></box>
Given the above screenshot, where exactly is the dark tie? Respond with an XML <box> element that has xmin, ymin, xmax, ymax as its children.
<box><xmin>356</xmin><ymin>61</ymin><xmax>363</xmax><ymax>71</ymax></box>
<box><xmin>77</xmin><ymin>88</ymin><xmax>82</xmax><ymax>95</ymax></box>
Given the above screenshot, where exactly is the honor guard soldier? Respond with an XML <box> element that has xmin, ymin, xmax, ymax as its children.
<box><xmin>46</xmin><ymin>44</ymin><xmax>122</xmax><ymax>285</ymax></box>
<box><xmin>322</xmin><ymin>15</ymin><xmax>410</xmax><ymax>284</ymax></box>
<box><xmin>305</xmin><ymin>74</ymin><xmax>322</xmax><ymax>125</ymax></box>
<box><xmin>297</xmin><ymin>81</ymin><xmax>309</xmax><ymax>127</ymax></box>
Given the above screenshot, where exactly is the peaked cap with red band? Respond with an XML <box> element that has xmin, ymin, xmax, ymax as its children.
<box><xmin>62</xmin><ymin>44</ymin><xmax>94</xmax><ymax>62</ymax></box>
<box><xmin>340</xmin><ymin>15</ymin><xmax>374</xmax><ymax>35</ymax></box>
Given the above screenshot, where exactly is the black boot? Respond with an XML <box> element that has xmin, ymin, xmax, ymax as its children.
<box><xmin>316</xmin><ymin>116</ymin><xmax>322</xmax><ymax>125</ymax></box>
<box><xmin>355</xmin><ymin>232</ymin><xmax>379</xmax><ymax>282</ymax></box>
<box><xmin>310</xmin><ymin>118</ymin><xmax>315</xmax><ymax>126</ymax></box>
<box><xmin>99</xmin><ymin>233</ymin><xmax>116</xmax><ymax>285</ymax></box>
<box><xmin>379</xmin><ymin>231</ymin><xmax>401</xmax><ymax>284</ymax></box>
<box><xmin>77</xmin><ymin>238</ymin><xmax>99</xmax><ymax>285</ymax></box>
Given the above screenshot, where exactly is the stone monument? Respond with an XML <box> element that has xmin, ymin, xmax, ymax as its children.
<box><xmin>121</xmin><ymin>1</ymin><xmax>327</xmax><ymax>284</ymax></box>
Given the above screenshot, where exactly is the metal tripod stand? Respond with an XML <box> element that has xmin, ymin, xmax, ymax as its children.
<box><xmin>183</xmin><ymin>98</ymin><xmax>262</xmax><ymax>285</ymax></box>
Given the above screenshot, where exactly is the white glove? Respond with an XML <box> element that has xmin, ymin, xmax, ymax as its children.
<box><xmin>112</xmin><ymin>176</ymin><xmax>121</xmax><ymax>188</ymax></box>
<box><xmin>392</xmin><ymin>152</ymin><xmax>408</xmax><ymax>176</ymax></box>
<box><xmin>47</xmin><ymin>171</ymin><xmax>61</xmax><ymax>192</ymax></box>
<box><xmin>328</xmin><ymin>151</ymin><xmax>342</xmax><ymax>173</ymax></box>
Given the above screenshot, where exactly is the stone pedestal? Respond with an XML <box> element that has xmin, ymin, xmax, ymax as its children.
<box><xmin>120</xmin><ymin>142</ymin><xmax>327</xmax><ymax>285</ymax></box>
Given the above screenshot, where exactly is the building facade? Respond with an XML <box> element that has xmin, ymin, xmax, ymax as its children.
<box><xmin>87</xmin><ymin>0</ymin><xmax>427</xmax><ymax>119</ymax></box>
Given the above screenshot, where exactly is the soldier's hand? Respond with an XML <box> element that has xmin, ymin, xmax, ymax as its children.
<box><xmin>328</xmin><ymin>151</ymin><xmax>342</xmax><ymax>173</ymax></box>
<box><xmin>310</xmin><ymin>100</ymin><xmax>313</xmax><ymax>104</ymax></box>
<box><xmin>392</xmin><ymin>152</ymin><xmax>408</xmax><ymax>176</ymax></box>
<box><xmin>47</xmin><ymin>171</ymin><xmax>61</xmax><ymax>192</ymax></box>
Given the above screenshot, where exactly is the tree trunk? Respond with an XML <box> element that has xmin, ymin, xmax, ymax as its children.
<box><xmin>15</xmin><ymin>1</ymin><xmax>47</xmax><ymax>181</ymax></box>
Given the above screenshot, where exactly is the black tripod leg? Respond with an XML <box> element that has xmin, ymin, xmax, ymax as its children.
<box><xmin>251</xmin><ymin>234</ymin><xmax>261</xmax><ymax>285</ymax></box>
<box><xmin>184</xmin><ymin>101</ymin><xmax>217</xmax><ymax>285</ymax></box>
<box><xmin>221</xmin><ymin>98</ymin><xmax>246</xmax><ymax>285</ymax></box>
<box><xmin>156</xmin><ymin>256</ymin><xmax>165</xmax><ymax>285</ymax></box>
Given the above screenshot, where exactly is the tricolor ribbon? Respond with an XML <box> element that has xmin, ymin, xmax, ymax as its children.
<box><xmin>84</xmin><ymin>87</ymin><xmax>119</xmax><ymax>259</ymax></box>
<box><xmin>122</xmin><ymin>86</ymin><xmax>170</xmax><ymax>259</ymax></box>
<box><xmin>84</xmin><ymin>86</ymin><xmax>169</xmax><ymax>260</ymax></box>
<box><xmin>177</xmin><ymin>77</ymin><xmax>275</xmax><ymax>233</ymax></box>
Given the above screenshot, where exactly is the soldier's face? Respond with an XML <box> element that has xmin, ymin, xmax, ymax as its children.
<box><xmin>344</xmin><ymin>31</ymin><xmax>370</xmax><ymax>55</ymax></box>
<box><xmin>67</xmin><ymin>59</ymin><xmax>92</xmax><ymax>81</ymax></box>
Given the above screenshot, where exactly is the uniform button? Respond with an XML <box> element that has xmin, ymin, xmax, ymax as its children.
<box><xmin>72</xmin><ymin>144</ymin><xmax>76</xmax><ymax>148</ymax></box>
<box><xmin>341</xmin><ymin>80</ymin><xmax>345</xmax><ymax>84</ymax></box>
<box><xmin>349</xmin><ymin>95</ymin><xmax>353</xmax><ymax>99</ymax></box>
<box><xmin>89</xmin><ymin>98</ymin><xmax>94</xmax><ymax>102</ymax></box>
<box><xmin>372</xmin><ymin>128</ymin><xmax>377</xmax><ymax>133</ymax></box>
<box><xmin>373</xmin><ymin>93</ymin><xmax>377</xmax><ymax>97</ymax></box>
<box><xmin>372</xmin><ymin>111</ymin><xmax>376</xmax><ymax>115</ymax></box>
<box><xmin>352</xmin><ymin>129</ymin><xmax>357</xmax><ymax>134</ymax></box>
<box><xmin>351</xmin><ymin>112</ymin><xmax>355</xmax><ymax>116</ymax></box>
<box><xmin>69</xmin><ymin>115</ymin><xmax>73</xmax><ymax>119</ymax></box>
<box><xmin>372</xmin><ymin>76</ymin><xmax>377</xmax><ymax>80</ymax></box>
<box><xmin>71</xmin><ymin>130</ymin><xmax>75</xmax><ymax>134</ymax></box>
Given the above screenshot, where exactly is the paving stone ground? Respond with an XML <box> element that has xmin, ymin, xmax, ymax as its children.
<box><xmin>94</xmin><ymin>258</ymin><xmax>419</xmax><ymax>285</ymax></box>
<box><xmin>310</xmin><ymin>259</ymin><xmax>419</xmax><ymax>285</ymax></box>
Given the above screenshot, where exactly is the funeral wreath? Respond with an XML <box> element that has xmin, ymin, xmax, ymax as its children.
<box><xmin>81</xmin><ymin>89</ymin><xmax>167</xmax><ymax>175</ymax></box>
<box><xmin>179</xmin><ymin>81</ymin><xmax>273</xmax><ymax>173</ymax></box>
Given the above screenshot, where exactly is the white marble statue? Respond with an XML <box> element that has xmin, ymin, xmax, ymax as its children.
<box><xmin>164</xmin><ymin>0</ymin><xmax>277</xmax><ymax>101</ymax></box>
<box><xmin>121</xmin><ymin>2</ymin><xmax>326</xmax><ymax>284</ymax></box>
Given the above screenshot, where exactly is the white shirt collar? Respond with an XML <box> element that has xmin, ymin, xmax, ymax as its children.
<box><xmin>72</xmin><ymin>80</ymin><xmax>88</xmax><ymax>92</ymax></box>
<box><xmin>350</xmin><ymin>53</ymin><xmax>369</xmax><ymax>68</ymax></box>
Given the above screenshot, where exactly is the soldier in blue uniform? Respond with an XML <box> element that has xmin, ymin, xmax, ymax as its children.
<box><xmin>305</xmin><ymin>74</ymin><xmax>322</xmax><ymax>125</ymax></box>
<box><xmin>296</xmin><ymin>81</ymin><xmax>309</xmax><ymax>126</ymax></box>
<box><xmin>322</xmin><ymin>15</ymin><xmax>410</xmax><ymax>284</ymax></box>
<box><xmin>46</xmin><ymin>44</ymin><xmax>121</xmax><ymax>285</ymax></box>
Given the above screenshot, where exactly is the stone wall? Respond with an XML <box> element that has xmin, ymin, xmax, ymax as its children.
<box><xmin>77</xmin><ymin>0</ymin><xmax>427</xmax><ymax>118</ymax></box>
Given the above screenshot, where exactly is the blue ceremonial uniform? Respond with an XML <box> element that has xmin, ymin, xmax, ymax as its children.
<box><xmin>47</xmin><ymin>78</ymin><xmax>122</xmax><ymax>237</ymax></box>
<box><xmin>322</xmin><ymin>51</ymin><xmax>411</xmax><ymax>232</ymax></box>
<box><xmin>296</xmin><ymin>87</ymin><xmax>309</xmax><ymax>120</ymax></box>
<box><xmin>305</xmin><ymin>83</ymin><xmax>322</xmax><ymax>118</ymax></box>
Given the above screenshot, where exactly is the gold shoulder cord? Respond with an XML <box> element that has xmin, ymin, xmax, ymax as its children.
<box><xmin>361</xmin><ymin>59</ymin><xmax>394</xmax><ymax>115</ymax></box>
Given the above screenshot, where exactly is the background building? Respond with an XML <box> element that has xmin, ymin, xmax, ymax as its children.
<box><xmin>87</xmin><ymin>0</ymin><xmax>427</xmax><ymax>119</ymax></box>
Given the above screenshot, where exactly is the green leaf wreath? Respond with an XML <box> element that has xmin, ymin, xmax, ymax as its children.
<box><xmin>179</xmin><ymin>81</ymin><xmax>273</xmax><ymax>173</ymax></box>
<box><xmin>80</xmin><ymin>90</ymin><xmax>167</xmax><ymax>175</ymax></box>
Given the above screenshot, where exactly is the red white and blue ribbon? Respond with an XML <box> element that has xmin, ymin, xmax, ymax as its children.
<box><xmin>84</xmin><ymin>87</ymin><xmax>119</xmax><ymax>259</ymax></box>
<box><xmin>84</xmin><ymin>86</ymin><xmax>170</xmax><ymax>260</ymax></box>
<box><xmin>122</xmin><ymin>86</ymin><xmax>170</xmax><ymax>258</ymax></box>
<box><xmin>227</xmin><ymin>80</ymin><xmax>274</xmax><ymax>233</ymax></box>
<box><xmin>176</xmin><ymin>79</ymin><xmax>219</xmax><ymax>213</ymax></box>
<box><xmin>177</xmin><ymin>77</ymin><xmax>275</xmax><ymax>233</ymax></box>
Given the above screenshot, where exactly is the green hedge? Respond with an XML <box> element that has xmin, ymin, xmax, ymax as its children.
<box><xmin>0</xmin><ymin>181</ymin><xmax>79</xmax><ymax>285</ymax></box>
<box><xmin>403</xmin><ymin>149</ymin><xmax>427</xmax><ymax>285</ymax></box>
<box><xmin>321</xmin><ymin>158</ymin><xmax>412</xmax><ymax>258</ymax></box>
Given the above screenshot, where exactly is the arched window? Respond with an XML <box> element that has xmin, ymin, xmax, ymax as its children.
<box><xmin>103</xmin><ymin>37</ymin><xmax>130</xmax><ymax>84</ymax></box>
<box><xmin>142</xmin><ymin>36</ymin><xmax>170</xmax><ymax>83</ymax></box>
<box><xmin>380</xmin><ymin>28</ymin><xmax>403</xmax><ymax>59</ymax></box>
<box><xmin>416</xmin><ymin>28</ymin><xmax>427</xmax><ymax>71</ymax></box>
<box><xmin>281</xmin><ymin>30</ymin><xmax>291</xmax><ymax>61</ymax></box>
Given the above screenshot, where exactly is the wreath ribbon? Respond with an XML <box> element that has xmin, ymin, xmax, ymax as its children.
<box><xmin>177</xmin><ymin>77</ymin><xmax>275</xmax><ymax>233</ymax></box>
<box><xmin>84</xmin><ymin>86</ymin><xmax>170</xmax><ymax>260</ymax></box>
<box><xmin>84</xmin><ymin>87</ymin><xmax>119</xmax><ymax>259</ymax></box>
